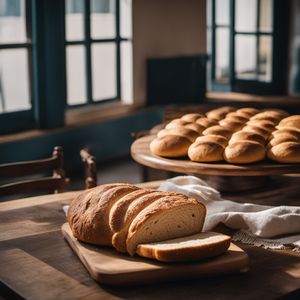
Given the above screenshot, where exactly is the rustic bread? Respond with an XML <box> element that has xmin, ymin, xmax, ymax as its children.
<box><xmin>184</xmin><ymin>123</ymin><xmax>206</xmax><ymax>134</ymax></box>
<box><xmin>242</xmin><ymin>125</ymin><xmax>270</xmax><ymax>139</ymax></box>
<box><xmin>218</xmin><ymin>119</ymin><xmax>245</xmax><ymax>132</ymax></box>
<box><xmin>224</xmin><ymin>140</ymin><xmax>266</xmax><ymax>163</ymax></box>
<box><xmin>188</xmin><ymin>140</ymin><xmax>225</xmax><ymax>162</ymax></box>
<box><xmin>249</xmin><ymin>111</ymin><xmax>285</xmax><ymax>124</ymax></box>
<box><xmin>136</xmin><ymin>232</ymin><xmax>231</xmax><ymax>262</ymax></box>
<box><xmin>111</xmin><ymin>191</ymin><xmax>179</xmax><ymax>252</ymax></box>
<box><xmin>206</xmin><ymin>106</ymin><xmax>236</xmax><ymax>121</ymax></box>
<box><xmin>236</xmin><ymin>107</ymin><xmax>260</xmax><ymax>116</ymax></box>
<box><xmin>165</xmin><ymin>119</ymin><xmax>191</xmax><ymax>129</ymax></box>
<box><xmin>196</xmin><ymin>117</ymin><xmax>218</xmax><ymax>128</ymax></box>
<box><xmin>126</xmin><ymin>195</ymin><xmax>206</xmax><ymax>255</ymax></box>
<box><xmin>195</xmin><ymin>134</ymin><xmax>228</xmax><ymax>147</ymax></box>
<box><xmin>157</xmin><ymin>127</ymin><xmax>199</xmax><ymax>142</ymax></box>
<box><xmin>150</xmin><ymin>135</ymin><xmax>191</xmax><ymax>157</ymax></box>
<box><xmin>267</xmin><ymin>142</ymin><xmax>300</xmax><ymax>163</ymax></box>
<box><xmin>269</xmin><ymin>128</ymin><xmax>300</xmax><ymax>140</ymax></box>
<box><xmin>267</xmin><ymin>135</ymin><xmax>300</xmax><ymax>149</ymax></box>
<box><xmin>246</xmin><ymin>119</ymin><xmax>276</xmax><ymax>133</ymax></box>
<box><xmin>181</xmin><ymin>113</ymin><xmax>204</xmax><ymax>122</ymax></box>
<box><xmin>202</xmin><ymin>125</ymin><xmax>233</xmax><ymax>139</ymax></box>
<box><xmin>67</xmin><ymin>183</ymin><xmax>139</xmax><ymax>245</ymax></box>
<box><xmin>229</xmin><ymin>131</ymin><xmax>266</xmax><ymax>146</ymax></box>
<box><xmin>223</xmin><ymin>113</ymin><xmax>249</xmax><ymax>123</ymax></box>
<box><xmin>68</xmin><ymin>184</ymin><xmax>207</xmax><ymax>259</ymax></box>
<box><xmin>277</xmin><ymin>115</ymin><xmax>300</xmax><ymax>130</ymax></box>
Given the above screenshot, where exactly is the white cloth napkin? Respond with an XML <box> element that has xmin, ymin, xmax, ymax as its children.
<box><xmin>159</xmin><ymin>176</ymin><xmax>300</xmax><ymax>251</ymax></box>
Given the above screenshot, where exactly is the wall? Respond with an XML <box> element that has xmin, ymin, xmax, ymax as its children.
<box><xmin>132</xmin><ymin>0</ymin><xmax>207</xmax><ymax>106</ymax></box>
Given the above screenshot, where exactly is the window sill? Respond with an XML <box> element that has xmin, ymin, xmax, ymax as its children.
<box><xmin>0</xmin><ymin>102</ymin><xmax>143</xmax><ymax>145</ymax></box>
<box><xmin>205</xmin><ymin>92</ymin><xmax>300</xmax><ymax>107</ymax></box>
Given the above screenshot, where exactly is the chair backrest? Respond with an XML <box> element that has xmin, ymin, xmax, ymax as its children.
<box><xmin>0</xmin><ymin>146</ymin><xmax>69</xmax><ymax>197</ymax></box>
<box><xmin>80</xmin><ymin>148</ymin><xmax>97</xmax><ymax>189</ymax></box>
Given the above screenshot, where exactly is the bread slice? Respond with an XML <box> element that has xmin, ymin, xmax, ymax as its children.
<box><xmin>111</xmin><ymin>191</ymin><xmax>177</xmax><ymax>252</ymax></box>
<box><xmin>126</xmin><ymin>195</ymin><xmax>206</xmax><ymax>255</ymax></box>
<box><xmin>136</xmin><ymin>232</ymin><xmax>231</xmax><ymax>262</ymax></box>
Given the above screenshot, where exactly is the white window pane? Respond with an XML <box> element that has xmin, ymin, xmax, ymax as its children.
<box><xmin>0</xmin><ymin>0</ymin><xmax>27</xmax><ymax>44</ymax></box>
<box><xmin>65</xmin><ymin>0</ymin><xmax>84</xmax><ymax>41</ymax></box>
<box><xmin>260</xmin><ymin>0</ymin><xmax>273</xmax><ymax>32</ymax></box>
<box><xmin>66</xmin><ymin>45</ymin><xmax>86</xmax><ymax>105</ymax></box>
<box><xmin>235</xmin><ymin>0</ymin><xmax>257</xmax><ymax>32</ymax></box>
<box><xmin>121</xmin><ymin>41</ymin><xmax>132</xmax><ymax>103</ymax></box>
<box><xmin>235</xmin><ymin>35</ymin><xmax>257</xmax><ymax>80</ymax></box>
<box><xmin>92</xmin><ymin>43</ymin><xmax>117</xmax><ymax>101</ymax></box>
<box><xmin>216</xmin><ymin>0</ymin><xmax>230</xmax><ymax>26</ymax></box>
<box><xmin>91</xmin><ymin>0</ymin><xmax>116</xmax><ymax>39</ymax></box>
<box><xmin>216</xmin><ymin>28</ymin><xmax>230</xmax><ymax>83</ymax></box>
<box><xmin>258</xmin><ymin>35</ymin><xmax>272</xmax><ymax>82</ymax></box>
<box><xmin>0</xmin><ymin>48</ymin><xmax>30</xmax><ymax>113</ymax></box>
<box><xmin>120</xmin><ymin>0</ymin><xmax>132</xmax><ymax>38</ymax></box>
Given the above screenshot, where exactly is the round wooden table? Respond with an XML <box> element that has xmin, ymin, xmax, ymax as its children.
<box><xmin>131</xmin><ymin>135</ymin><xmax>300</xmax><ymax>192</ymax></box>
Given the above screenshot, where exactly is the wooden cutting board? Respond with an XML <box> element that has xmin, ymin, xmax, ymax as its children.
<box><xmin>62</xmin><ymin>223</ymin><xmax>250</xmax><ymax>286</ymax></box>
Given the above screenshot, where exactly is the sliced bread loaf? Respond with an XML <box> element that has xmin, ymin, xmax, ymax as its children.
<box><xmin>126</xmin><ymin>195</ymin><xmax>206</xmax><ymax>255</ymax></box>
<box><xmin>136</xmin><ymin>232</ymin><xmax>231</xmax><ymax>262</ymax></box>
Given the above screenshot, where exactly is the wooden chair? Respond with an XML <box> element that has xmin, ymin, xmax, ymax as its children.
<box><xmin>0</xmin><ymin>146</ymin><xmax>69</xmax><ymax>198</ymax></box>
<box><xmin>80</xmin><ymin>148</ymin><xmax>97</xmax><ymax>189</ymax></box>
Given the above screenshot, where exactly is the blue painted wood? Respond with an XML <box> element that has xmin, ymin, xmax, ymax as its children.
<box><xmin>0</xmin><ymin>109</ymin><xmax>163</xmax><ymax>174</ymax></box>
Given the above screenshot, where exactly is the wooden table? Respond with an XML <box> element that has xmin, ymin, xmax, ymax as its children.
<box><xmin>1</xmin><ymin>183</ymin><xmax>300</xmax><ymax>300</ymax></box>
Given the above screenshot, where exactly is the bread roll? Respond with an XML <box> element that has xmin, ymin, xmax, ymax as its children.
<box><xmin>236</xmin><ymin>107</ymin><xmax>260</xmax><ymax>116</ymax></box>
<box><xmin>267</xmin><ymin>142</ymin><xmax>300</xmax><ymax>163</ymax></box>
<box><xmin>136</xmin><ymin>232</ymin><xmax>231</xmax><ymax>262</ymax></box>
<box><xmin>229</xmin><ymin>131</ymin><xmax>266</xmax><ymax>146</ymax></box>
<box><xmin>224</xmin><ymin>140</ymin><xmax>266</xmax><ymax>163</ymax></box>
<box><xmin>188</xmin><ymin>141</ymin><xmax>225</xmax><ymax>162</ymax></box>
<box><xmin>202</xmin><ymin>125</ymin><xmax>233</xmax><ymax>139</ymax></box>
<box><xmin>157</xmin><ymin>127</ymin><xmax>199</xmax><ymax>142</ymax></box>
<box><xmin>246</xmin><ymin>119</ymin><xmax>276</xmax><ymax>133</ymax></box>
<box><xmin>150</xmin><ymin>135</ymin><xmax>191</xmax><ymax>157</ymax></box>
<box><xmin>196</xmin><ymin>117</ymin><xmax>218</xmax><ymax>128</ymax></box>
<box><xmin>184</xmin><ymin>123</ymin><xmax>206</xmax><ymax>134</ymax></box>
<box><xmin>126</xmin><ymin>195</ymin><xmax>206</xmax><ymax>255</ymax></box>
<box><xmin>181</xmin><ymin>113</ymin><xmax>204</xmax><ymax>122</ymax></box>
<box><xmin>206</xmin><ymin>106</ymin><xmax>236</xmax><ymax>121</ymax></box>
<box><xmin>67</xmin><ymin>183</ymin><xmax>140</xmax><ymax>245</ymax></box>
<box><xmin>223</xmin><ymin>113</ymin><xmax>249</xmax><ymax>123</ymax></box>
<box><xmin>277</xmin><ymin>115</ymin><xmax>300</xmax><ymax>130</ymax></box>
<box><xmin>267</xmin><ymin>135</ymin><xmax>299</xmax><ymax>149</ymax></box>
<box><xmin>269</xmin><ymin>128</ymin><xmax>300</xmax><ymax>140</ymax></box>
<box><xmin>250</xmin><ymin>111</ymin><xmax>285</xmax><ymax>124</ymax></box>
<box><xmin>242</xmin><ymin>125</ymin><xmax>270</xmax><ymax>139</ymax></box>
<box><xmin>195</xmin><ymin>134</ymin><xmax>228</xmax><ymax>147</ymax></box>
<box><xmin>165</xmin><ymin>119</ymin><xmax>191</xmax><ymax>129</ymax></box>
<box><xmin>219</xmin><ymin>119</ymin><xmax>244</xmax><ymax>132</ymax></box>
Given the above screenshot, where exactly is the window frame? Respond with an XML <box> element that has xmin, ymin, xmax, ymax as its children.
<box><xmin>0</xmin><ymin>0</ymin><xmax>130</xmax><ymax>135</ymax></box>
<box><xmin>65</xmin><ymin>0</ymin><xmax>130</xmax><ymax>108</ymax></box>
<box><xmin>208</xmin><ymin>0</ymin><xmax>289</xmax><ymax>95</ymax></box>
<box><xmin>0</xmin><ymin>0</ymin><xmax>34</xmax><ymax>133</ymax></box>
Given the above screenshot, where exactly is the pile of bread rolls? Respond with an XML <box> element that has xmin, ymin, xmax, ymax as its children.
<box><xmin>150</xmin><ymin>106</ymin><xmax>300</xmax><ymax>164</ymax></box>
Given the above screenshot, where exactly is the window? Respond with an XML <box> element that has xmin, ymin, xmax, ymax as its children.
<box><xmin>65</xmin><ymin>0</ymin><xmax>132</xmax><ymax>106</ymax></box>
<box><xmin>207</xmin><ymin>0</ymin><xmax>289</xmax><ymax>94</ymax></box>
<box><xmin>0</xmin><ymin>0</ymin><xmax>132</xmax><ymax>135</ymax></box>
<box><xmin>0</xmin><ymin>0</ymin><xmax>34</xmax><ymax>132</ymax></box>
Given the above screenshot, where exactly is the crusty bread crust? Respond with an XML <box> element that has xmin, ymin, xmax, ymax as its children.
<box><xmin>267</xmin><ymin>142</ymin><xmax>300</xmax><ymax>163</ymax></box>
<box><xmin>136</xmin><ymin>232</ymin><xmax>231</xmax><ymax>262</ymax></box>
<box><xmin>206</xmin><ymin>106</ymin><xmax>236</xmax><ymax>121</ymax></box>
<box><xmin>150</xmin><ymin>135</ymin><xmax>191</xmax><ymax>157</ymax></box>
<box><xmin>181</xmin><ymin>113</ymin><xmax>204</xmax><ymax>122</ymax></box>
<box><xmin>195</xmin><ymin>117</ymin><xmax>218</xmax><ymax>128</ymax></box>
<box><xmin>202</xmin><ymin>125</ymin><xmax>233</xmax><ymax>139</ymax></box>
<box><xmin>229</xmin><ymin>131</ymin><xmax>266</xmax><ymax>146</ymax></box>
<box><xmin>188</xmin><ymin>141</ymin><xmax>224</xmax><ymax>162</ymax></box>
<box><xmin>224</xmin><ymin>140</ymin><xmax>266</xmax><ymax>163</ymax></box>
<box><xmin>68</xmin><ymin>184</ymin><xmax>139</xmax><ymax>245</ymax></box>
